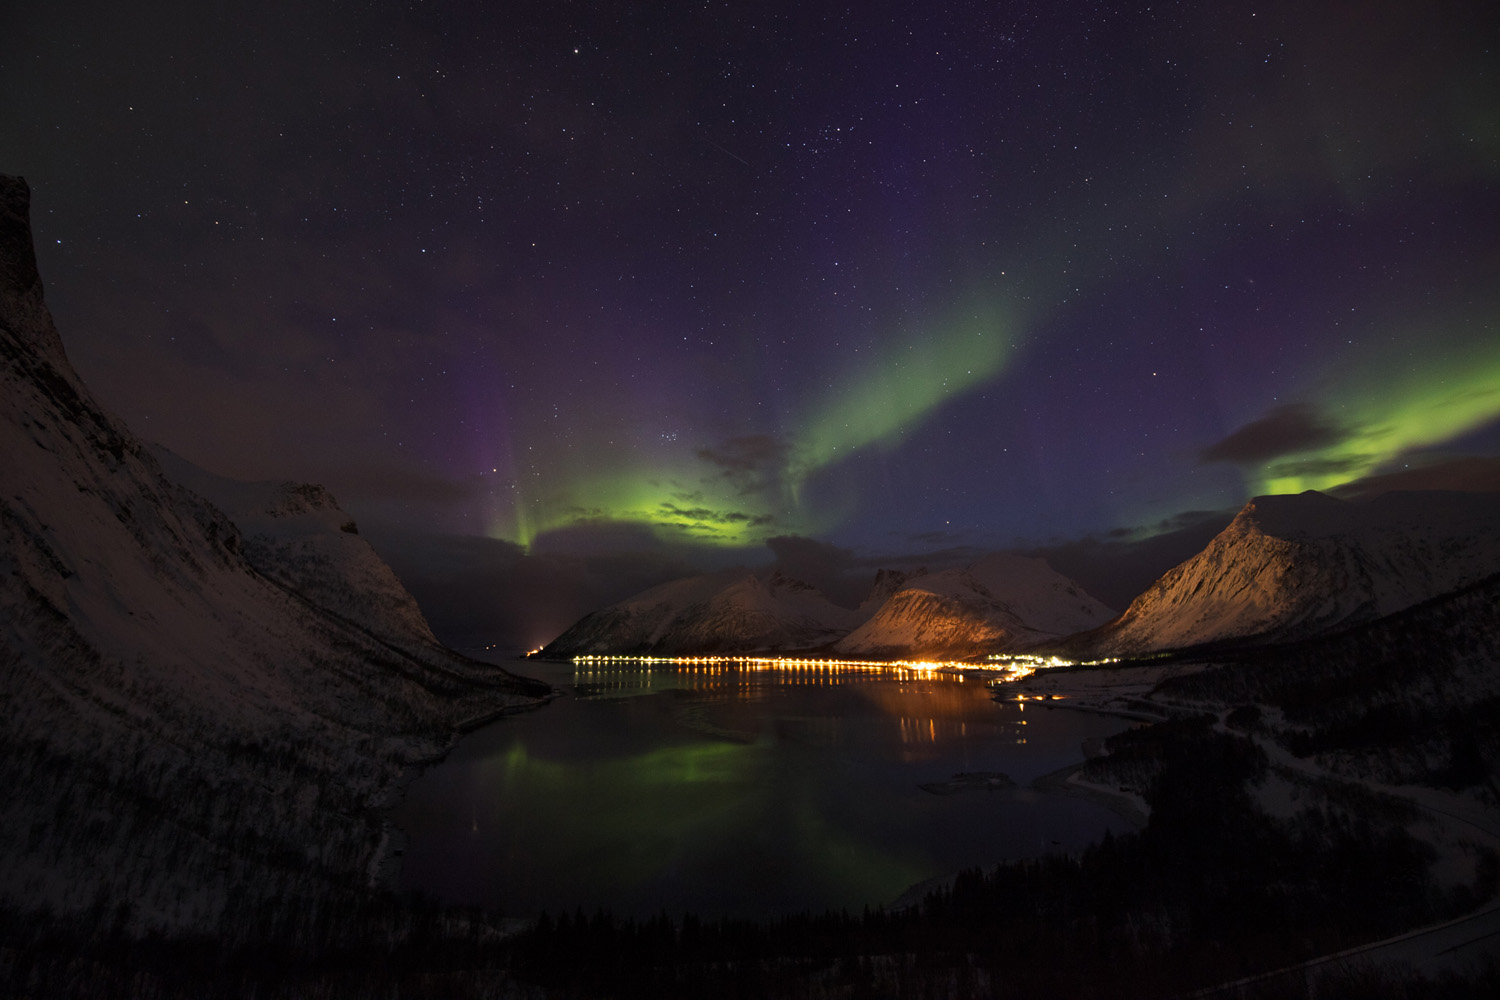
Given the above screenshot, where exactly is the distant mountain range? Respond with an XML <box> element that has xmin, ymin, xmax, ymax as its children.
<box><xmin>542</xmin><ymin>491</ymin><xmax>1500</xmax><ymax>661</ymax></box>
<box><xmin>537</xmin><ymin>567</ymin><xmax>864</xmax><ymax>655</ymax></box>
<box><xmin>542</xmin><ymin>553</ymin><xmax>1118</xmax><ymax>658</ymax></box>
<box><xmin>0</xmin><ymin>174</ymin><xmax>547</xmax><ymax>936</ymax></box>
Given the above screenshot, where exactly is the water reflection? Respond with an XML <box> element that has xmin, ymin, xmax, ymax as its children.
<box><xmin>393</xmin><ymin>658</ymin><xmax>1130</xmax><ymax>920</ymax></box>
<box><xmin>570</xmin><ymin>658</ymin><xmax>976</xmax><ymax>699</ymax></box>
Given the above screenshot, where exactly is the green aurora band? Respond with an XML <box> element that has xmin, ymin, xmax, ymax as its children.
<box><xmin>498</xmin><ymin>297</ymin><xmax>1015</xmax><ymax>549</ymax></box>
<box><xmin>1256</xmin><ymin>316</ymin><xmax>1500</xmax><ymax>495</ymax></box>
<box><xmin>789</xmin><ymin>299</ymin><xmax>1013</xmax><ymax>495</ymax></box>
<box><xmin>481</xmin><ymin>10</ymin><xmax>1498</xmax><ymax>553</ymax></box>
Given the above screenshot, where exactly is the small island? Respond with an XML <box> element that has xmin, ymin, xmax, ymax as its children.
<box><xmin>918</xmin><ymin>771</ymin><xmax>1016</xmax><ymax>795</ymax></box>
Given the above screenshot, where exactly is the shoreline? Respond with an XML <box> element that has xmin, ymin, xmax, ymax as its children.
<box><xmin>888</xmin><ymin>754</ymin><xmax>1151</xmax><ymax>912</ymax></box>
<box><xmin>373</xmin><ymin>679</ymin><xmax>562</xmax><ymax>892</ymax></box>
<box><xmin>1030</xmin><ymin>760</ymin><xmax>1150</xmax><ymax>829</ymax></box>
<box><xmin>1028</xmin><ymin>700</ymin><xmax>1167</xmax><ymax>724</ymax></box>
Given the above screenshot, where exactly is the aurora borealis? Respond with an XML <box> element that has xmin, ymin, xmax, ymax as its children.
<box><xmin>4</xmin><ymin>1</ymin><xmax>1498</xmax><ymax>640</ymax></box>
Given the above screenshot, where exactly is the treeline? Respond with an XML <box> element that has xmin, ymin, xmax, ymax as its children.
<box><xmin>0</xmin><ymin>719</ymin><xmax>408</xmax><ymax>938</ymax></box>
<box><xmin>0</xmin><ymin>892</ymin><xmax>542</xmax><ymax>1000</ymax></box>
<box><xmin>1155</xmin><ymin>573</ymin><xmax>1500</xmax><ymax>796</ymax></box>
<box><xmin>503</xmin><ymin>719</ymin><xmax>1491</xmax><ymax>999</ymax></box>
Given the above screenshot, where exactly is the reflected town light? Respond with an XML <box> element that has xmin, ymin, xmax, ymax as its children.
<box><xmin>568</xmin><ymin>653</ymin><xmax>1051</xmax><ymax>683</ymax></box>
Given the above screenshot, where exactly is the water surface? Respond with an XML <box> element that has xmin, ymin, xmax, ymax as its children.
<box><xmin>393</xmin><ymin>659</ymin><xmax>1133</xmax><ymax>918</ymax></box>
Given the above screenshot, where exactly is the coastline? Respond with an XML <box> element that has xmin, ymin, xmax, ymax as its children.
<box><xmin>887</xmin><ymin>754</ymin><xmax>1150</xmax><ymax>912</ymax></box>
<box><xmin>372</xmin><ymin>673</ymin><xmax>560</xmax><ymax>892</ymax></box>
<box><xmin>1005</xmin><ymin>676</ymin><xmax>1158</xmax><ymax>831</ymax></box>
<box><xmin>1030</xmin><ymin>760</ymin><xmax>1150</xmax><ymax>829</ymax></box>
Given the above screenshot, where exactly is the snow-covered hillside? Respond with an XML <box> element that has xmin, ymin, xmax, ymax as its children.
<box><xmin>1069</xmin><ymin>490</ymin><xmax>1500</xmax><ymax>657</ymax></box>
<box><xmin>541</xmin><ymin>553</ymin><xmax>1113</xmax><ymax>659</ymax></box>
<box><xmin>0</xmin><ymin>174</ymin><xmax>546</xmax><ymax>937</ymax></box>
<box><xmin>541</xmin><ymin>567</ymin><xmax>863</xmax><ymax>655</ymax></box>
<box><xmin>150</xmin><ymin>446</ymin><xmax>442</xmax><ymax>652</ymax></box>
<box><xmin>833</xmin><ymin>554</ymin><xmax>1115</xmax><ymax>658</ymax></box>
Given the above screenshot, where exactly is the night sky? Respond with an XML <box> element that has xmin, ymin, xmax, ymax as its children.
<box><xmin>5</xmin><ymin>2</ymin><xmax>1499</xmax><ymax>643</ymax></box>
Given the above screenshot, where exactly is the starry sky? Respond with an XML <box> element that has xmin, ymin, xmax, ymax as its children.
<box><xmin>5</xmin><ymin>1</ymin><xmax>1499</xmax><ymax>643</ymax></box>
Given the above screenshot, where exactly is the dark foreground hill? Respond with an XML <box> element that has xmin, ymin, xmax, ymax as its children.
<box><xmin>0</xmin><ymin>173</ymin><xmax>547</xmax><ymax>943</ymax></box>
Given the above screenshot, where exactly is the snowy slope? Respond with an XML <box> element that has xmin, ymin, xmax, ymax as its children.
<box><xmin>834</xmin><ymin>554</ymin><xmax>1115</xmax><ymax>658</ymax></box>
<box><xmin>541</xmin><ymin>568</ymin><xmax>864</xmax><ymax>655</ymax></box>
<box><xmin>1071</xmin><ymin>490</ymin><xmax>1500</xmax><ymax>657</ymax></box>
<box><xmin>0</xmin><ymin>174</ymin><xmax>546</xmax><ymax>936</ymax></box>
<box><xmin>150</xmin><ymin>446</ymin><xmax>441</xmax><ymax>651</ymax></box>
<box><xmin>966</xmin><ymin>553</ymin><xmax>1119</xmax><ymax>635</ymax></box>
<box><xmin>543</xmin><ymin>554</ymin><xmax>1112</xmax><ymax>659</ymax></box>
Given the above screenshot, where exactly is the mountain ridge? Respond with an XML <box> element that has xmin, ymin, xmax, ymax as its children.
<box><xmin>1057</xmin><ymin>489</ymin><xmax>1500</xmax><ymax>659</ymax></box>
<box><xmin>833</xmin><ymin>553</ymin><xmax>1115</xmax><ymax>658</ymax></box>
<box><xmin>541</xmin><ymin>552</ymin><xmax>1116</xmax><ymax>659</ymax></box>
<box><xmin>541</xmin><ymin>566</ymin><xmax>864</xmax><ymax>655</ymax></box>
<box><xmin>541</xmin><ymin>490</ymin><xmax>1500</xmax><ymax>661</ymax></box>
<box><xmin>0</xmin><ymin>173</ymin><xmax>548</xmax><ymax>937</ymax></box>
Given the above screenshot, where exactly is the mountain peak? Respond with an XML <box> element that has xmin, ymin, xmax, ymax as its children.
<box><xmin>1231</xmin><ymin>490</ymin><xmax>1347</xmax><ymax>538</ymax></box>
<box><xmin>541</xmin><ymin>566</ymin><xmax>859</xmax><ymax>656</ymax></box>
<box><xmin>834</xmin><ymin>555</ymin><xmax>1113</xmax><ymax>658</ymax></box>
<box><xmin>765</xmin><ymin>568</ymin><xmax>818</xmax><ymax>594</ymax></box>
<box><xmin>0</xmin><ymin>175</ymin><xmax>70</xmax><ymax>368</ymax></box>
<box><xmin>1067</xmin><ymin>489</ymin><xmax>1500</xmax><ymax>657</ymax></box>
<box><xmin>0</xmin><ymin>175</ymin><xmax>40</xmax><ymax>296</ymax></box>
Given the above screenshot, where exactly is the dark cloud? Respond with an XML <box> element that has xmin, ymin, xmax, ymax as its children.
<box><xmin>1020</xmin><ymin>508</ymin><xmax>1236</xmax><ymax>610</ymax></box>
<box><xmin>331</xmin><ymin>465</ymin><xmax>485</xmax><ymax>505</ymax></box>
<box><xmin>867</xmin><ymin>545</ymin><xmax>985</xmax><ymax>571</ymax></box>
<box><xmin>765</xmin><ymin>535</ymin><xmax>856</xmax><ymax>569</ymax></box>
<box><xmin>695</xmin><ymin>435</ymin><xmax>790</xmax><ymax>471</ymax></box>
<box><xmin>366</xmin><ymin>527</ymin><xmax>719</xmax><ymax>652</ymax></box>
<box><xmin>655</xmin><ymin>503</ymin><xmax>774</xmax><ymax>529</ymax></box>
<box><xmin>1152</xmin><ymin>509</ymin><xmax>1227</xmax><ymax>535</ymax></box>
<box><xmin>557</xmin><ymin>506</ymin><xmax>610</xmax><ymax>523</ymax></box>
<box><xmin>1265</xmin><ymin>454</ymin><xmax>1374</xmax><ymax>479</ymax></box>
<box><xmin>1331</xmin><ymin>455</ymin><xmax>1500</xmax><ymax>499</ymax></box>
<box><xmin>657</xmin><ymin>503</ymin><xmax>720</xmax><ymax>522</ymax></box>
<box><xmin>695</xmin><ymin>435</ymin><xmax>791</xmax><ymax>495</ymax></box>
<box><xmin>765</xmin><ymin>535</ymin><xmax>973</xmax><ymax>607</ymax></box>
<box><xmin>905</xmin><ymin>529</ymin><xmax>974</xmax><ymax>547</ymax></box>
<box><xmin>1200</xmin><ymin>404</ymin><xmax>1349</xmax><ymax>465</ymax></box>
<box><xmin>762</xmin><ymin>535</ymin><xmax>867</xmax><ymax>608</ymax></box>
<box><xmin>530</xmin><ymin>521</ymin><xmax>669</xmax><ymax>555</ymax></box>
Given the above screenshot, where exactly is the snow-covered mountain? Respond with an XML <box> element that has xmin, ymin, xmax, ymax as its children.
<box><xmin>150</xmin><ymin>446</ymin><xmax>443</xmax><ymax>653</ymax></box>
<box><xmin>1066</xmin><ymin>489</ymin><xmax>1500</xmax><ymax>658</ymax></box>
<box><xmin>0</xmin><ymin>174</ymin><xmax>546</xmax><ymax>937</ymax></box>
<box><xmin>541</xmin><ymin>554</ymin><xmax>1114</xmax><ymax>659</ymax></box>
<box><xmin>833</xmin><ymin>554</ymin><xmax>1116</xmax><ymax>658</ymax></box>
<box><xmin>541</xmin><ymin>567</ymin><xmax>864</xmax><ymax>655</ymax></box>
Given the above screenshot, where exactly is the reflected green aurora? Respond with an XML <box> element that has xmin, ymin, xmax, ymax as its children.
<box><xmin>393</xmin><ymin>661</ymin><xmax>1135</xmax><ymax>918</ymax></box>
